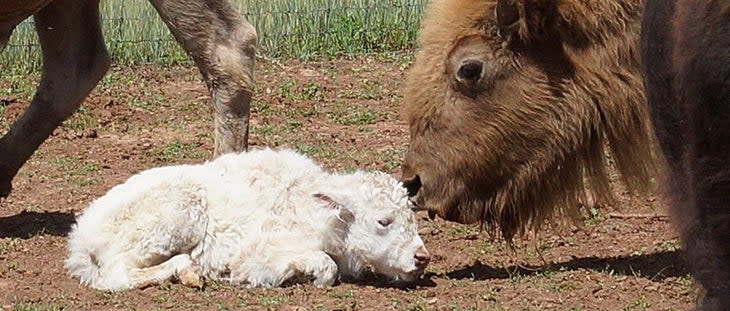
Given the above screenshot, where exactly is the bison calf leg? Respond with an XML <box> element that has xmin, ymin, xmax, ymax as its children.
<box><xmin>295</xmin><ymin>251</ymin><xmax>339</xmax><ymax>287</ymax></box>
<box><xmin>231</xmin><ymin>250</ymin><xmax>338</xmax><ymax>288</ymax></box>
<box><xmin>149</xmin><ymin>0</ymin><xmax>256</xmax><ymax>156</ymax></box>
<box><xmin>91</xmin><ymin>254</ymin><xmax>195</xmax><ymax>290</ymax></box>
<box><xmin>127</xmin><ymin>254</ymin><xmax>199</xmax><ymax>290</ymax></box>
<box><xmin>0</xmin><ymin>0</ymin><xmax>110</xmax><ymax>198</ymax></box>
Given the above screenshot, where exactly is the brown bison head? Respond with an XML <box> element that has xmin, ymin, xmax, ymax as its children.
<box><xmin>402</xmin><ymin>0</ymin><xmax>656</xmax><ymax>240</ymax></box>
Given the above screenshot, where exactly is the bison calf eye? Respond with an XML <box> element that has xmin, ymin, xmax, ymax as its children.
<box><xmin>456</xmin><ymin>60</ymin><xmax>483</xmax><ymax>82</ymax></box>
<box><xmin>378</xmin><ymin>219</ymin><xmax>392</xmax><ymax>227</ymax></box>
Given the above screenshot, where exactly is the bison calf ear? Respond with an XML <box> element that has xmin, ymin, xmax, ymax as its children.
<box><xmin>313</xmin><ymin>193</ymin><xmax>342</xmax><ymax>209</ymax></box>
<box><xmin>495</xmin><ymin>0</ymin><xmax>557</xmax><ymax>44</ymax></box>
<box><xmin>313</xmin><ymin>193</ymin><xmax>355</xmax><ymax>223</ymax></box>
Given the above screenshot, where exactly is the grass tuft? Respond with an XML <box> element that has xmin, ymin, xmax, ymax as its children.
<box><xmin>1</xmin><ymin>0</ymin><xmax>426</xmax><ymax>71</ymax></box>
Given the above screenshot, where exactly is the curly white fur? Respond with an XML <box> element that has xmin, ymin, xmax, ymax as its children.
<box><xmin>65</xmin><ymin>148</ymin><xmax>429</xmax><ymax>291</ymax></box>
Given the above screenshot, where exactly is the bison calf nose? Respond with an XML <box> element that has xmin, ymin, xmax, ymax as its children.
<box><xmin>414</xmin><ymin>248</ymin><xmax>431</xmax><ymax>268</ymax></box>
<box><xmin>456</xmin><ymin>60</ymin><xmax>483</xmax><ymax>82</ymax></box>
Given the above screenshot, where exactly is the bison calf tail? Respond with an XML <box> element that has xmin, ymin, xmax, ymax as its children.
<box><xmin>64</xmin><ymin>224</ymin><xmax>102</xmax><ymax>287</ymax></box>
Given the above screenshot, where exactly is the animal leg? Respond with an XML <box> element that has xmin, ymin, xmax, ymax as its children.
<box><xmin>0</xmin><ymin>21</ymin><xmax>18</xmax><ymax>51</ymax></box>
<box><xmin>668</xmin><ymin>3</ymin><xmax>730</xmax><ymax>308</ymax></box>
<box><xmin>0</xmin><ymin>0</ymin><xmax>54</xmax><ymax>50</ymax></box>
<box><xmin>293</xmin><ymin>251</ymin><xmax>339</xmax><ymax>288</ymax></box>
<box><xmin>91</xmin><ymin>254</ymin><xmax>196</xmax><ymax>291</ymax></box>
<box><xmin>148</xmin><ymin>0</ymin><xmax>256</xmax><ymax>155</ymax></box>
<box><xmin>679</xmin><ymin>65</ymin><xmax>730</xmax><ymax>311</ymax></box>
<box><xmin>127</xmin><ymin>254</ymin><xmax>199</xmax><ymax>289</ymax></box>
<box><xmin>231</xmin><ymin>251</ymin><xmax>338</xmax><ymax>288</ymax></box>
<box><xmin>0</xmin><ymin>0</ymin><xmax>110</xmax><ymax>198</ymax></box>
<box><xmin>177</xmin><ymin>263</ymin><xmax>204</xmax><ymax>288</ymax></box>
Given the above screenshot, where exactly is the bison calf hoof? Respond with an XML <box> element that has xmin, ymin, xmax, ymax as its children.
<box><xmin>177</xmin><ymin>266</ymin><xmax>203</xmax><ymax>289</ymax></box>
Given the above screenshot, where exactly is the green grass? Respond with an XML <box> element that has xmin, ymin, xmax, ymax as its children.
<box><xmin>150</xmin><ymin>141</ymin><xmax>206</xmax><ymax>163</ymax></box>
<box><xmin>327</xmin><ymin>288</ymin><xmax>355</xmax><ymax>299</ymax></box>
<box><xmin>623</xmin><ymin>295</ymin><xmax>650</xmax><ymax>311</ymax></box>
<box><xmin>0</xmin><ymin>238</ymin><xmax>22</xmax><ymax>256</ymax></box>
<box><xmin>583</xmin><ymin>206</ymin><xmax>603</xmax><ymax>226</ymax></box>
<box><xmin>256</xmin><ymin>294</ymin><xmax>289</xmax><ymax>309</ymax></box>
<box><xmin>51</xmin><ymin>156</ymin><xmax>102</xmax><ymax>188</ymax></box>
<box><xmin>1</xmin><ymin>0</ymin><xmax>426</xmax><ymax>71</ymax></box>
<box><xmin>13</xmin><ymin>303</ymin><xmax>66</xmax><ymax>311</ymax></box>
<box><xmin>327</xmin><ymin>101</ymin><xmax>381</xmax><ymax>128</ymax></box>
<box><xmin>61</xmin><ymin>107</ymin><xmax>95</xmax><ymax>131</ymax></box>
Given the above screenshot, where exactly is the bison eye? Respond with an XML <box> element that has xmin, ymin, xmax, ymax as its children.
<box><xmin>378</xmin><ymin>218</ymin><xmax>392</xmax><ymax>227</ymax></box>
<box><xmin>456</xmin><ymin>60</ymin><xmax>483</xmax><ymax>82</ymax></box>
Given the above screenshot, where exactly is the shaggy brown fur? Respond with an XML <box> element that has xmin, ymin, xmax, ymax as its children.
<box><xmin>642</xmin><ymin>0</ymin><xmax>730</xmax><ymax>309</ymax></box>
<box><xmin>401</xmin><ymin>0</ymin><xmax>655</xmax><ymax>240</ymax></box>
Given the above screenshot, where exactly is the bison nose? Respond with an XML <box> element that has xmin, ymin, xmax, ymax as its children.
<box><xmin>456</xmin><ymin>60</ymin><xmax>483</xmax><ymax>82</ymax></box>
<box><xmin>403</xmin><ymin>175</ymin><xmax>422</xmax><ymax>198</ymax></box>
<box><xmin>414</xmin><ymin>248</ymin><xmax>431</xmax><ymax>268</ymax></box>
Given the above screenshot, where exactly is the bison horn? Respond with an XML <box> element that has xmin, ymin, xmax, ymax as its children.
<box><xmin>495</xmin><ymin>0</ymin><xmax>520</xmax><ymax>37</ymax></box>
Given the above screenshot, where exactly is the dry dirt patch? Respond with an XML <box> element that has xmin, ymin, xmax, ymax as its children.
<box><xmin>0</xmin><ymin>57</ymin><xmax>695</xmax><ymax>310</ymax></box>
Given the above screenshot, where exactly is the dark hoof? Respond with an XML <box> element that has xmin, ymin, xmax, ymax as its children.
<box><xmin>698</xmin><ymin>293</ymin><xmax>730</xmax><ymax>311</ymax></box>
<box><xmin>0</xmin><ymin>181</ymin><xmax>11</xmax><ymax>199</ymax></box>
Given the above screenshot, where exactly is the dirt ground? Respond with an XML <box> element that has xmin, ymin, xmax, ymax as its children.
<box><xmin>0</xmin><ymin>57</ymin><xmax>696</xmax><ymax>310</ymax></box>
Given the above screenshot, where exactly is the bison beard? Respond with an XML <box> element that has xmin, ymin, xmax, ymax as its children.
<box><xmin>402</xmin><ymin>0</ymin><xmax>654</xmax><ymax>240</ymax></box>
<box><xmin>641</xmin><ymin>0</ymin><xmax>730</xmax><ymax>309</ymax></box>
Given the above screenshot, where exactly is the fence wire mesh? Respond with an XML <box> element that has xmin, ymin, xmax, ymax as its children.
<box><xmin>1</xmin><ymin>0</ymin><xmax>426</xmax><ymax>71</ymax></box>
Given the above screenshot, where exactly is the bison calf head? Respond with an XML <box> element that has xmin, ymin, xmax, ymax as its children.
<box><xmin>402</xmin><ymin>0</ymin><xmax>655</xmax><ymax>240</ymax></box>
<box><xmin>316</xmin><ymin>171</ymin><xmax>430</xmax><ymax>282</ymax></box>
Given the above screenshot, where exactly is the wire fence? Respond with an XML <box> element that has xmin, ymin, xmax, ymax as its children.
<box><xmin>1</xmin><ymin>0</ymin><xmax>426</xmax><ymax>71</ymax></box>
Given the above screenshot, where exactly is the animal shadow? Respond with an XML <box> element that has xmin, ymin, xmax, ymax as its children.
<box><xmin>0</xmin><ymin>211</ymin><xmax>75</xmax><ymax>239</ymax></box>
<box><xmin>341</xmin><ymin>271</ymin><xmax>437</xmax><ymax>289</ymax></box>
<box><xmin>444</xmin><ymin>250</ymin><xmax>688</xmax><ymax>282</ymax></box>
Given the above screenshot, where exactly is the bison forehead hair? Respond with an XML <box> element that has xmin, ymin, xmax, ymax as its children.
<box><xmin>402</xmin><ymin>0</ymin><xmax>656</xmax><ymax>240</ymax></box>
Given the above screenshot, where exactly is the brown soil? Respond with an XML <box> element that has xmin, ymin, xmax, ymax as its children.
<box><xmin>0</xmin><ymin>57</ymin><xmax>696</xmax><ymax>311</ymax></box>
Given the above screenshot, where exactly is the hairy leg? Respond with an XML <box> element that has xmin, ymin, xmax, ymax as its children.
<box><xmin>644</xmin><ymin>1</ymin><xmax>730</xmax><ymax>309</ymax></box>
<box><xmin>0</xmin><ymin>0</ymin><xmax>54</xmax><ymax>50</ymax></box>
<box><xmin>127</xmin><ymin>254</ymin><xmax>201</xmax><ymax>289</ymax></box>
<box><xmin>230</xmin><ymin>250</ymin><xmax>338</xmax><ymax>288</ymax></box>
<box><xmin>0</xmin><ymin>0</ymin><xmax>110</xmax><ymax>198</ymax></box>
<box><xmin>0</xmin><ymin>22</ymin><xmax>15</xmax><ymax>51</ymax></box>
<box><xmin>674</xmin><ymin>10</ymin><xmax>730</xmax><ymax>309</ymax></box>
<box><xmin>92</xmin><ymin>254</ymin><xmax>197</xmax><ymax>291</ymax></box>
<box><xmin>295</xmin><ymin>251</ymin><xmax>339</xmax><ymax>288</ymax></box>
<box><xmin>148</xmin><ymin>0</ymin><xmax>256</xmax><ymax>156</ymax></box>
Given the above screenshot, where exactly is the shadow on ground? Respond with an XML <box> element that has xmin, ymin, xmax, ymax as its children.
<box><xmin>443</xmin><ymin>250</ymin><xmax>688</xmax><ymax>282</ymax></box>
<box><xmin>337</xmin><ymin>271</ymin><xmax>438</xmax><ymax>289</ymax></box>
<box><xmin>0</xmin><ymin>211</ymin><xmax>75</xmax><ymax>238</ymax></box>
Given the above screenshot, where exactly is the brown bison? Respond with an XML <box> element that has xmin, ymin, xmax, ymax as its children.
<box><xmin>642</xmin><ymin>0</ymin><xmax>730</xmax><ymax>309</ymax></box>
<box><xmin>0</xmin><ymin>0</ymin><xmax>256</xmax><ymax>198</ymax></box>
<box><xmin>402</xmin><ymin>0</ymin><xmax>729</xmax><ymax>308</ymax></box>
<box><xmin>402</xmin><ymin>0</ymin><xmax>654</xmax><ymax>240</ymax></box>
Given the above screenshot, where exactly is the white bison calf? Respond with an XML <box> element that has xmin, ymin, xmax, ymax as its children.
<box><xmin>65</xmin><ymin>148</ymin><xmax>430</xmax><ymax>291</ymax></box>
